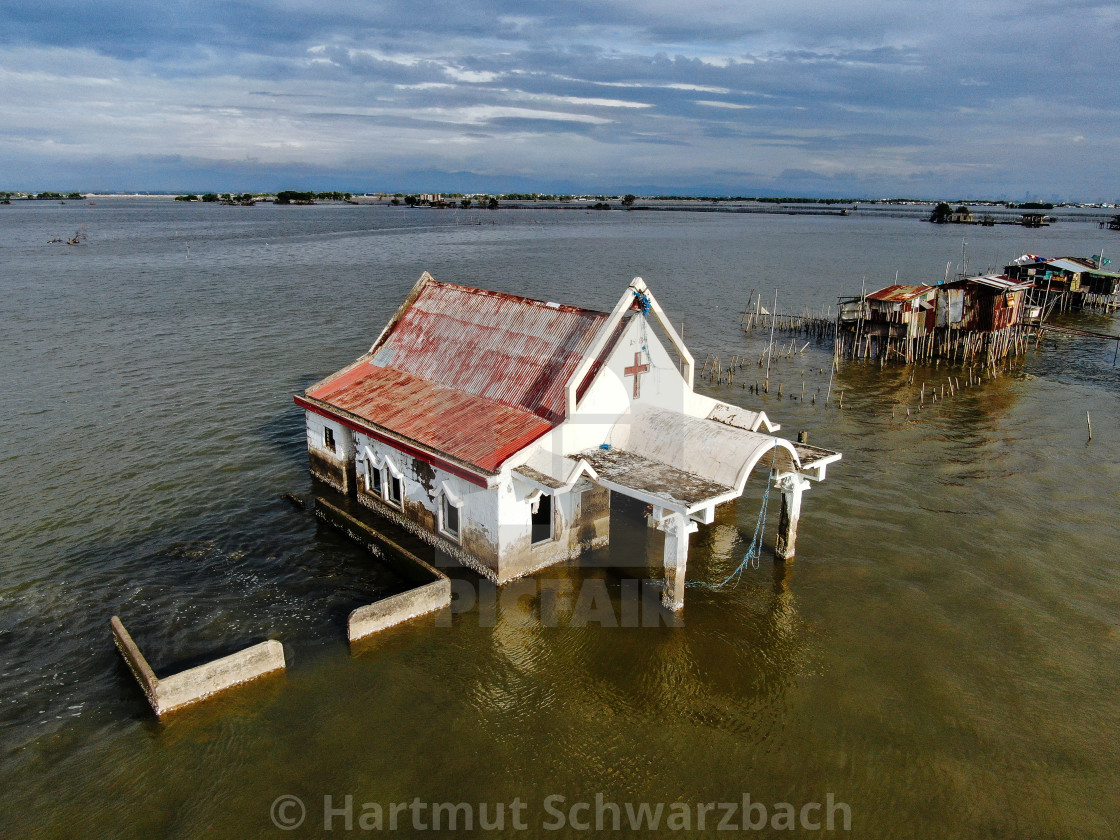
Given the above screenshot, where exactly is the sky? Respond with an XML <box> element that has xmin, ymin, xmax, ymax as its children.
<box><xmin>1</xmin><ymin>1</ymin><xmax>1117</xmax><ymax>200</ymax></box>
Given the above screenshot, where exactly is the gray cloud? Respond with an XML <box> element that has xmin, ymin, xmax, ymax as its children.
<box><xmin>0</xmin><ymin>0</ymin><xmax>1117</xmax><ymax>198</ymax></box>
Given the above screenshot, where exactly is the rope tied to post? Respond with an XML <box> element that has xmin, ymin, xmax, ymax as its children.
<box><xmin>688</xmin><ymin>442</ymin><xmax>780</xmax><ymax>590</ymax></box>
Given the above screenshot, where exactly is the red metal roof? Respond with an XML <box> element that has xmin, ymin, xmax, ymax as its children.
<box><xmin>304</xmin><ymin>365</ymin><xmax>554</xmax><ymax>473</ymax></box>
<box><xmin>371</xmin><ymin>281</ymin><xmax>609</xmax><ymax>424</ymax></box>
<box><xmin>302</xmin><ymin>278</ymin><xmax>613</xmax><ymax>474</ymax></box>
<box><xmin>867</xmin><ymin>284</ymin><xmax>934</xmax><ymax>302</ymax></box>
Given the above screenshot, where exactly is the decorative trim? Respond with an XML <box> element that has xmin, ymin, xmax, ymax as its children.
<box><xmin>356</xmin><ymin>491</ymin><xmax>499</xmax><ymax>582</ymax></box>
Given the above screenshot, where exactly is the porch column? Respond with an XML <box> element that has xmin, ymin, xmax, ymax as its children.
<box><xmin>661</xmin><ymin>511</ymin><xmax>698</xmax><ymax>611</ymax></box>
<box><xmin>775</xmin><ymin>474</ymin><xmax>811</xmax><ymax>560</ymax></box>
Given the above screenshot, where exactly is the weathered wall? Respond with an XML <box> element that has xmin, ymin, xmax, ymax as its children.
<box><xmin>351</xmin><ymin>432</ymin><xmax>502</xmax><ymax>578</ymax></box>
<box><xmin>576</xmin><ymin>484</ymin><xmax>611</xmax><ymax>549</ymax></box>
<box><xmin>305</xmin><ymin>410</ymin><xmax>356</xmax><ymax>494</ymax></box>
<box><xmin>496</xmin><ymin>478</ymin><xmax>610</xmax><ymax>581</ymax></box>
<box><xmin>312</xmin><ymin>498</ymin><xmax>453</xmax><ymax>641</ymax></box>
<box><xmin>156</xmin><ymin>641</ymin><xmax>286</xmax><ymax>713</ymax></box>
<box><xmin>348</xmin><ymin>578</ymin><xmax>451</xmax><ymax>641</ymax></box>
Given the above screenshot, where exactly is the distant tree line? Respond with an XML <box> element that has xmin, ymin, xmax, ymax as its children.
<box><xmin>20</xmin><ymin>191</ymin><xmax>85</xmax><ymax>200</ymax></box>
<box><xmin>401</xmin><ymin>194</ymin><xmax>499</xmax><ymax>208</ymax></box>
<box><xmin>274</xmin><ymin>190</ymin><xmax>352</xmax><ymax>204</ymax></box>
<box><xmin>173</xmin><ymin>190</ymin><xmax>353</xmax><ymax>204</ymax></box>
<box><xmin>274</xmin><ymin>191</ymin><xmax>315</xmax><ymax>204</ymax></box>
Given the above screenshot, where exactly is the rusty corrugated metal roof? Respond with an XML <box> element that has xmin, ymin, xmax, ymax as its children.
<box><xmin>372</xmin><ymin>280</ymin><xmax>609</xmax><ymax>424</ymax></box>
<box><xmin>867</xmin><ymin>284</ymin><xmax>935</xmax><ymax>302</ymax></box>
<box><xmin>303</xmin><ymin>277</ymin><xmax>613</xmax><ymax>473</ymax></box>
<box><xmin>306</xmin><ymin>364</ymin><xmax>553</xmax><ymax>473</ymax></box>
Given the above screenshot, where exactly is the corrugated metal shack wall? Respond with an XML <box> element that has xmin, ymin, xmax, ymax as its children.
<box><xmin>867</xmin><ymin>291</ymin><xmax>935</xmax><ymax>337</ymax></box>
<box><xmin>957</xmin><ymin>287</ymin><xmax>982</xmax><ymax>331</ymax></box>
<box><xmin>379</xmin><ymin>282</ymin><xmax>608</xmax><ymax>423</ymax></box>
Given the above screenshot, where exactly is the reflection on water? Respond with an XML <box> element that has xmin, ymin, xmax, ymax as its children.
<box><xmin>1</xmin><ymin>200</ymin><xmax>1118</xmax><ymax>838</ymax></box>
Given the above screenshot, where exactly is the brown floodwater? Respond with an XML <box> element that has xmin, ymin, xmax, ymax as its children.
<box><xmin>1</xmin><ymin>199</ymin><xmax>1117</xmax><ymax>838</ymax></box>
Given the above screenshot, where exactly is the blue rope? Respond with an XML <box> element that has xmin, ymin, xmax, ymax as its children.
<box><xmin>687</xmin><ymin>443</ymin><xmax>779</xmax><ymax>590</ymax></box>
<box><xmin>632</xmin><ymin>289</ymin><xmax>652</xmax><ymax>314</ymax></box>
<box><xmin>633</xmin><ymin>289</ymin><xmax>653</xmax><ymax>362</ymax></box>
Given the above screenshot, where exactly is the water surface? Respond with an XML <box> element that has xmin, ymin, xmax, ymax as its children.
<box><xmin>1</xmin><ymin>199</ymin><xmax>1117</xmax><ymax>838</ymax></box>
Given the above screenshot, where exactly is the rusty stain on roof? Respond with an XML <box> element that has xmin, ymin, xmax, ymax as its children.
<box><xmin>372</xmin><ymin>280</ymin><xmax>609</xmax><ymax>424</ymax></box>
<box><xmin>866</xmin><ymin>284</ymin><xmax>935</xmax><ymax>302</ymax></box>
<box><xmin>303</xmin><ymin>278</ymin><xmax>613</xmax><ymax>473</ymax></box>
<box><xmin>306</xmin><ymin>365</ymin><xmax>553</xmax><ymax>473</ymax></box>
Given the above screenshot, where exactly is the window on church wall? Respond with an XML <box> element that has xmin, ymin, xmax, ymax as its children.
<box><xmin>387</xmin><ymin>473</ymin><xmax>403</xmax><ymax>507</ymax></box>
<box><xmin>367</xmin><ymin>462</ymin><xmax>382</xmax><ymax>496</ymax></box>
<box><xmin>531</xmin><ymin>493</ymin><xmax>553</xmax><ymax>544</ymax></box>
<box><xmin>440</xmin><ymin>494</ymin><xmax>461</xmax><ymax>542</ymax></box>
<box><xmin>323</xmin><ymin>427</ymin><xmax>336</xmax><ymax>452</ymax></box>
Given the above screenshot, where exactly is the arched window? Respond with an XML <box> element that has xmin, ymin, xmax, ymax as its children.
<box><xmin>437</xmin><ymin>482</ymin><xmax>463</xmax><ymax>542</ymax></box>
<box><xmin>360</xmin><ymin>447</ymin><xmax>383</xmax><ymax>496</ymax></box>
<box><xmin>383</xmin><ymin>455</ymin><xmax>404</xmax><ymax>509</ymax></box>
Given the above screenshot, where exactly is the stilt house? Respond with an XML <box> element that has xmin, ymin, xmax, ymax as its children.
<box><xmin>936</xmin><ymin>274</ymin><xmax>1033</xmax><ymax>330</ymax></box>
<box><xmin>861</xmin><ymin>284</ymin><xmax>937</xmax><ymax>339</ymax></box>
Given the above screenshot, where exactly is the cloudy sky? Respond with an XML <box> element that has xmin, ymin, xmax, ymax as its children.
<box><xmin>1</xmin><ymin>1</ymin><xmax>1117</xmax><ymax>199</ymax></box>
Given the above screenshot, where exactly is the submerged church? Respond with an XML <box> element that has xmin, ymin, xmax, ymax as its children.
<box><xmin>296</xmin><ymin>274</ymin><xmax>840</xmax><ymax>610</ymax></box>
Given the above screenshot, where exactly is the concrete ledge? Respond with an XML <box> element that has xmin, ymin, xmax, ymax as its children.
<box><xmin>348</xmin><ymin>578</ymin><xmax>451</xmax><ymax>641</ymax></box>
<box><xmin>112</xmin><ymin>616</ymin><xmax>285</xmax><ymax>716</ymax></box>
<box><xmin>314</xmin><ymin>497</ymin><xmax>452</xmax><ymax>642</ymax></box>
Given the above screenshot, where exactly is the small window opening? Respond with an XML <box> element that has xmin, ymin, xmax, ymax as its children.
<box><xmin>531</xmin><ymin>493</ymin><xmax>552</xmax><ymax>544</ymax></box>
<box><xmin>442</xmin><ymin>495</ymin><xmax>460</xmax><ymax>541</ymax></box>
<box><xmin>368</xmin><ymin>463</ymin><xmax>382</xmax><ymax>496</ymax></box>
<box><xmin>388</xmin><ymin>474</ymin><xmax>403</xmax><ymax>506</ymax></box>
<box><xmin>323</xmin><ymin>427</ymin><xmax>336</xmax><ymax>452</ymax></box>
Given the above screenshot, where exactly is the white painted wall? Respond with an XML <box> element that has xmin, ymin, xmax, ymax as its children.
<box><xmin>531</xmin><ymin>312</ymin><xmax>740</xmax><ymax>464</ymax></box>
<box><xmin>351</xmin><ymin>431</ymin><xmax>498</xmax><ymax>552</ymax></box>
<box><xmin>305</xmin><ymin>410</ymin><xmax>355</xmax><ymax>459</ymax></box>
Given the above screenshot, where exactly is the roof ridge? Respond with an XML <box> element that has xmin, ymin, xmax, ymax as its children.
<box><xmin>424</xmin><ymin>280</ymin><xmax>610</xmax><ymax>318</ymax></box>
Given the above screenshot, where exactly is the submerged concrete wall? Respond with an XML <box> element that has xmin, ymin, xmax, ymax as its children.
<box><xmin>348</xmin><ymin>578</ymin><xmax>451</xmax><ymax>641</ymax></box>
<box><xmin>314</xmin><ymin>497</ymin><xmax>452</xmax><ymax>642</ymax></box>
<box><xmin>111</xmin><ymin>616</ymin><xmax>285</xmax><ymax>716</ymax></box>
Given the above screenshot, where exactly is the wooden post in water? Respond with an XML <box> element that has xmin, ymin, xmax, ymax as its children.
<box><xmin>765</xmin><ymin>288</ymin><xmax>777</xmax><ymax>387</ymax></box>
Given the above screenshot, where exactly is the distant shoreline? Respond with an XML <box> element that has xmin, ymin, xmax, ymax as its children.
<box><xmin>2</xmin><ymin>192</ymin><xmax>1114</xmax><ymax>210</ymax></box>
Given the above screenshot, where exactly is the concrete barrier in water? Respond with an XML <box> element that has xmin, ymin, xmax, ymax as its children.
<box><xmin>348</xmin><ymin>578</ymin><xmax>451</xmax><ymax>641</ymax></box>
<box><xmin>314</xmin><ymin>497</ymin><xmax>452</xmax><ymax>642</ymax></box>
<box><xmin>111</xmin><ymin>616</ymin><xmax>285</xmax><ymax>716</ymax></box>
